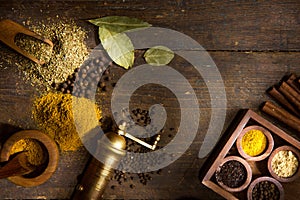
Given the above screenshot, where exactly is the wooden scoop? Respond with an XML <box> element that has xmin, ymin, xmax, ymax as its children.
<box><xmin>0</xmin><ymin>19</ymin><xmax>53</xmax><ymax>65</ymax></box>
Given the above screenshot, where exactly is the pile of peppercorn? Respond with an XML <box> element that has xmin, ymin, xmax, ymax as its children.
<box><xmin>252</xmin><ymin>181</ymin><xmax>280</xmax><ymax>200</ymax></box>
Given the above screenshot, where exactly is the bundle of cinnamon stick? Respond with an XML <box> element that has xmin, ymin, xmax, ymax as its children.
<box><xmin>261</xmin><ymin>73</ymin><xmax>300</xmax><ymax>132</ymax></box>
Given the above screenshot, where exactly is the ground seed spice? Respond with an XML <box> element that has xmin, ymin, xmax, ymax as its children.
<box><xmin>2</xmin><ymin>19</ymin><xmax>88</xmax><ymax>91</ymax></box>
<box><xmin>271</xmin><ymin>150</ymin><xmax>298</xmax><ymax>178</ymax></box>
<box><xmin>32</xmin><ymin>92</ymin><xmax>102</xmax><ymax>151</ymax></box>
<box><xmin>242</xmin><ymin>129</ymin><xmax>267</xmax><ymax>156</ymax></box>
<box><xmin>10</xmin><ymin>139</ymin><xmax>46</xmax><ymax>166</ymax></box>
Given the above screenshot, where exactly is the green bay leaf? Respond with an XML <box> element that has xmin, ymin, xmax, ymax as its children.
<box><xmin>89</xmin><ymin>16</ymin><xmax>151</xmax><ymax>33</ymax></box>
<box><xmin>99</xmin><ymin>27</ymin><xmax>134</xmax><ymax>69</ymax></box>
<box><xmin>144</xmin><ymin>46</ymin><xmax>174</xmax><ymax>66</ymax></box>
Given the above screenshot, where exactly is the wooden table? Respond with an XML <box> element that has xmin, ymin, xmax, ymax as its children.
<box><xmin>0</xmin><ymin>0</ymin><xmax>299</xmax><ymax>199</ymax></box>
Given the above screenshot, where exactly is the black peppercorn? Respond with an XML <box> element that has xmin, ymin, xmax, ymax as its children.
<box><xmin>215</xmin><ymin>160</ymin><xmax>247</xmax><ymax>188</ymax></box>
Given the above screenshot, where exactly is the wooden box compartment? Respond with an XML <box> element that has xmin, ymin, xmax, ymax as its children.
<box><xmin>202</xmin><ymin>109</ymin><xmax>300</xmax><ymax>200</ymax></box>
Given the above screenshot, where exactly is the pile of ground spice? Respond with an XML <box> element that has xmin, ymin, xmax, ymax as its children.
<box><xmin>32</xmin><ymin>92</ymin><xmax>102</xmax><ymax>151</ymax></box>
<box><xmin>10</xmin><ymin>139</ymin><xmax>46</xmax><ymax>166</ymax></box>
<box><xmin>1</xmin><ymin>19</ymin><xmax>88</xmax><ymax>91</ymax></box>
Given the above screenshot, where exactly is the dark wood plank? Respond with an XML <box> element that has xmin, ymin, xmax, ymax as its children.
<box><xmin>0</xmin><ymin>50</ymin><xmax>299</xmax><ymax>199</ymax></box>
<box><xmin>0</xmin><ymin>0</ymin><xmax>300</xmax><ymax>199</ymax></box>
<box><xmin>0</xmin><ymin>0</ymin><xmax>299</xmax><ymax>51</ymax></box>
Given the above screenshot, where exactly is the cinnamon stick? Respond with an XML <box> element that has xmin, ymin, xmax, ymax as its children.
<box><xmin>261</xmin><ymin>101</ymin><xmax>300</xmax><ymax>132</ymax></box>
<box><xmin>267</xmin><ymin>86</ymin><xmax>300</xmax><ymax>117</ymax></box>
<box><xmin>285</xmin><ymin>73</ymin><xmax>300</xmax><ymax>94</ymax></box>
<box><xmin>278</xmin><ymin>82</ymin><xmax>300</xmax><ymax>113</ymax></box>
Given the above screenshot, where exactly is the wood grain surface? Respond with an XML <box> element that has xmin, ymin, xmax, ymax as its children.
<box><xmin>0</xmin><ymin>0</ymin><xmax>299</xmax><ymax>199</ymax></box>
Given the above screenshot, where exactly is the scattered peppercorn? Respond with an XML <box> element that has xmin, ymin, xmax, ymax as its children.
<box><xmin>131</xmin><ymin>108</ymin><xmax>151</xmax><ymax>127</ymax></box>
<box><xmin>71</xmin><ymin>52</ymin><xmax>113</xmax><ymax>98</ymax></box>
<box><xmin>109</xmin><ymin>108</ymin><xmax>164</xmax><ymax>188</ymax></box>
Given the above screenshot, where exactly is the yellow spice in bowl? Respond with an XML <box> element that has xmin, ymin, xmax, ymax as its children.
<box><xmin>241</xmin><ymin>129</ymin><xmax>267</xmax><ymax>157</ymax></box>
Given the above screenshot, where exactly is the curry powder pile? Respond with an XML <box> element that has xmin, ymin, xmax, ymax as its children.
<box><xmin>32</xmin><ymin>92</ymin><xmax>102</xmax><ymax>151</ymax></box>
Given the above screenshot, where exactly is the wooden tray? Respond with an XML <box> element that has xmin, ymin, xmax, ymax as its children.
<box><xmin>202</xmin><ymin>109</ymin><xmax>300</xmax><ymax>200</ymax></box>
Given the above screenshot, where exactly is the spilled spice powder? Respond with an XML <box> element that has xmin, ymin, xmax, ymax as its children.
<box><xmin>1</xmin><ymin>19</ymin><xmax>88</xmax><ymax>91</ymax></box>
<box><xmin>10</xmin><ymin>139</ymin><xmax>46</xmax><ymax>166</ymax></box>
<box><xmin>32</xmin><ymin>92</ymin><xmax>102</xmax><ymax>151</ymax></box>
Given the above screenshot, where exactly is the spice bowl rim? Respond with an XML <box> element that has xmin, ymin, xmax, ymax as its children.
<box><xmin>215</xmin><ymin>156</ymin><xmax>252</xmax><ymax>193</ymax></box>
<box><xmin>267</xmin><ymin>145</ymin><xmax>300</xmax><ymax>183</ymax></box>
<box><xmin>236</xmin><ymin>125</ymin><xmax>274</xmax><ymax>161</ymax></box>
<box><xmin>247</xmin><ymin>176</ymin><xmax>284</xmax><ymax>200</ymax></box>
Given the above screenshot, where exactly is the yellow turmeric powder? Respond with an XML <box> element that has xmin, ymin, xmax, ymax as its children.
<box><xmin>241</xmin><ymin>129</ymin><xmax>267</xmax><ymax>156</ymax></box>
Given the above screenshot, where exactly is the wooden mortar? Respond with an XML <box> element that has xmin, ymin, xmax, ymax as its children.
<box><xmin>0</xmin><ymin>130</ymin><xmax>59</xmax><ymax>187</ymax></box>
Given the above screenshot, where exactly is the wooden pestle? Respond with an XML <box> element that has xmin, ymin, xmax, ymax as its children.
<box><xmin>261</xmin><ymin>101</ymin><xmax>300</xmax><ymax>132</ymax></box>
<box><xmin>0</xmin><ymin>151</ymin><xmax>35</xmax><ymax>179</ymax></box>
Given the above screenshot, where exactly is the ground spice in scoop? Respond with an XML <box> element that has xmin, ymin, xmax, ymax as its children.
<box><xmin>215</xmin><ymin>160</ymin><xmax>247</xmax><ymax>188</ymax></box>
<box><xmin>242</xmin><ymin>129</ymin><xmax>267</xmax><ymax>156</ymax></box>
<box><xmin>10</xmin><ymin>139</ymin><xmax>46</xmax><ymax>166</ymax></box>
<box><xmin>252</xmin><ymin>180</ymin><xmax>280</xmax><ymax>200</ymax></box>
<box><xmin>271</xmin><ymin>150</ymin><xmax>298</xmax><ymax>178</ymax></box>
<box><xmin>32</xmin><ymin>92</ymin><xmax>102</xmax><ymax>151</ymax></box>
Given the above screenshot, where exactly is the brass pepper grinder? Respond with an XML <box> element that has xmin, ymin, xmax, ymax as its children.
<box><xmin>72</xmin><ymin>132</ymin><xmax>126</xmax><ymax>200</ymax></box>
<box><xmin>72</xmin><ymin>123</ymin><xmax>161</xmax><ymax>200</ymax></box>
